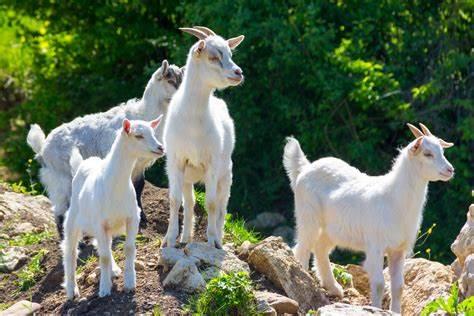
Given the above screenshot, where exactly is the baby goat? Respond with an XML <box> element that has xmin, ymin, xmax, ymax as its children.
<box><xmin>283</xmin><ymin>123</ymin><xmax>454</xmax><ymax>313</ymax></box>
<box><xmin>27</xmin><ymin>60</ymin><xmax>183</xmax><ymax>237</ymax></box>
<box><xmin>162</xmin><ymin>26</ymin><xmax>244</xmax><ymax>248</ymax></box>
<box><xmin>63</xmin><ymin>117</ymin><xmax>164</xmax><ymax>299</ymax></box>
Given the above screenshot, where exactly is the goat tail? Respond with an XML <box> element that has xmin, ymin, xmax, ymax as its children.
<box><xmin>26</xmin><ymin>124</ymin><xmax>46</xmax><ymax>154</ymax></box>
<box><xmin>283</xmin><ymin>137</ymin><xmax>310</xmax><ymax>191</ymax></box>
<box><xmin>69</xmin><ymin>147</ymin><xmax>83</xmax><ymax>177</ymax></box>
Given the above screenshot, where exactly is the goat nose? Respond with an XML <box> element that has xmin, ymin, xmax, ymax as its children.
<box><xmin>446</xmin><ymin>166</ymin><xmax>454</xmax><ymax>174</ymax></box>
<box><xmin>234</xmin><ymin>68</ymin><xmax>243</xmax><ymax>76</ymax></box>
<box><xmin>158</xmin><ymin>145</ymin><xmax>164</xmax><ymax>153</ymax></box>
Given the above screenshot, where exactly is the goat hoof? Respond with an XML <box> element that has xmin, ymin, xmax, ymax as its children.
<box><xmin>98</xmin><ymin>288</ymin><xmax>111</xmax><ymax>298</ymax></box>
<box><xmin>162</xmin><ymin>235</ymin><xmax>177</xmax><ymax>248</ymax></box>
<box><xmin>179</xmin><ymin>235</ymin><xmax>193</xmax><ymax>244</ymax></box>
<box><xmin>207</xmin><ymin>238</ymin><xmax>222</xmax><ymax>249</ymax></box>
<box><xmin>326</xmin><ymin>283</ymin><xmax>344</xmax><ymax>298</ymax></box>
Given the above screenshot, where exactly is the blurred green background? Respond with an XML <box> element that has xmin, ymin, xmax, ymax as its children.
<box><xmin>0</xmin><ymin>0</ymin><xmax>472</xmax><ymax>264</ymax></box>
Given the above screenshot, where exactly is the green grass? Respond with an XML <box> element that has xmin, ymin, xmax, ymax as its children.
<box><xmin>152</xmin><ymin>305</ymin><xmax>163</xmax><ymax>316</ymax></box>
<box><xmin>0</xmin><ymin>302</ymin><xmax>12</xmax><ymax>311</ymax></box>
<box><xmin>0</xmin><ymin>230</ymin><xmax>53</xmax><ymax>250</ymax></box>
<box><xmin>421</xmin><ymin>282</ymin><xmax>474</xmax><ymax>316</ymax></box>
<box><xmin>185</xmin><ymin>271</ymin><xmax>259</xmax><ymax>316</ymax></box>
<box><xmin>332</xmin><ymin>264</ymin><xmax>353</xmax><ymax>287</ymax></box>
<box><xmin>76</xmin><ymin>255</ymin><xmax>97</xmax><ymax>275</ymax></box>
<box><xmin>194</xmin><ymin>189</ymin><xmax>206</xmax><ymax>213</ymax></box>
<box><xmin>224</xmin><ymin>214</ymin><xmax>261</xmax><ymax>246</ymax></box>
<box><xmin>15</xmin><ymin>249</ymin><xmax>47</xmax><ymax>291</ymax></box>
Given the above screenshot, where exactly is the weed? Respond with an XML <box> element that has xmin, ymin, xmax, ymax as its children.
<box><xmin>15</xmin><ymin>249</ymin><xmax>47</xmax><ymax>291</ymax></box>
<box><xmin>194</xmin><ymin>189</ymin><xmax>206</xmax><ymax>213</ymax></box>
<box><xmin>332</xmin><ymin>264</ymin><xmax>353</xmax><ymax>287</ymax></box>
<box><xmin>76</xmin><ymin>255</ymin><xmax>97</xmax><ymax>275</ymax></box>
<box><xmin>185</xmin><ymin>271</ymin><xmax>259</xmax><ymax>316</ymax></box>
<box><xmin>421</xmin><ymin>282</ymin><xmax>474</xmax><ymax>316</ymax></box>
<box><xmin>224</xmin><ymin>214</ymin><xmax>261</xmax><ymax>246</ymax></box>
<box><xmin>0</xmin><ymin>230</ymin><xmax>53</xmax><ymax>250</ymax></box>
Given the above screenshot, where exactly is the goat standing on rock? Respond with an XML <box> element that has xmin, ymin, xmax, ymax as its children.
<box><xmin>63</xmin><ymin>117</ymin><xmax>164</xmax><ymax>299</ymax></box>
<box><xmin>26</xmin><ymin>60</ymin><xmax>183</xmax><ymax>237</ymax></box>
<box><xmin>283</xmin><ymin>123</ymin><xmax>454</xmax><ymax>313</ymax></box>
<box><xmin>163</xmin><ymin>26</ymin><xmax>245</xmax><ymax>248</ymax></box>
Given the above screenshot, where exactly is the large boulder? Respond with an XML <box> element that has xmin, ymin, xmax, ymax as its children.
<box><xmin>316</xmin><ymin>303</ymin><xmax>393</xmax><ymax>315</ymax></box>
<box><xmin>0</xmin><ymin>246</ymin><xmax>27</xmax><ymax>272</ymax></box>
<box><xmin>384</xmin><ymin>258</ymin><xmax>455</xmax><ymax>315</ymax></box>
<box><xmin>159</xmin><ymin>242</ymin><xmax>250</xmax><ymax>292</ymax></box>
<box><xmin>247</xmin><ymin>212</ymin><xmax>286</xmax><ymax>230</ymax></box>
<box><xmin>247</xmin><ymin>236</ymin><xmax>329</xmax><ymax>311</ymax></box>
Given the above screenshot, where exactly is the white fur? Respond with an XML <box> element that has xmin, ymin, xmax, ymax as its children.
<box><xmin>62</xmin><ymin>118</ymin><xmax>164</xmax><ymax>300</ymax></box>
<box><xmin>162</xmin><ymin>29</ymin><xmax>244</xmax><ymax>248</ymax></box>
<box><xmin>26</xmin><ymin>61</ymin><xmax>183</xmax><ymax>230</ymax></box>
<box><xmin>283</xmin><ymin>128</ymin><xmax>454</xmax><ymax>313</ymax></box>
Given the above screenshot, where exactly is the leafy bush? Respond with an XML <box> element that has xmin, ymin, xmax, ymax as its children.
<box><xmin>421</xmin><ymin>282</ymin><xmax>474</xmax><ymax>316</ymax></box>
<box><xmin>332</xmin><ymin>264</ymin><xmax>353</xmax><ymax>287</ymax></box>
<box><xmin>186</xmin><ymin>271</ymin><xmax>259</xmax><ymax>316</ymax></box>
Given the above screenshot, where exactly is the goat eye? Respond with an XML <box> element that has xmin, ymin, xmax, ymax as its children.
<box><xmin>135</xmin><ymin>135</ymin><xmax>144</xmax><ymax>139</ymax></box>
<box><xmin>423</xmin><ymin>152</ymin><xmax>433</xmax><ymax>158</ymax></box>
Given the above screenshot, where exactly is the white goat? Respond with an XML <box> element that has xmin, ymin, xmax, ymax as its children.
<box><xmin>162</xmin><ymin>26</ymin><xmax>245</xmax><ymax>248</ymax></box>
<box><xmin>283</xmin><ymin>123</ymin><xmax>455</xmax><ymax>313</ymax></box>
<box><xmin>63</xmin><ymin>117</ymin><xmax>164</xmax><ymax>299</ymax></box>
<box><xmin>26</xmin><ymin>60</ymin><xmax>183</xmax><ymax>236</ymax></box>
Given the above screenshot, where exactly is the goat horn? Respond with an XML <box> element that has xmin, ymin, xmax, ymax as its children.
<box><xmin>439</xmin><ymin>138</ymin><xmax>454</xmax><ymax>148</ymax></box>
<box><xmin>179</xmin><ymin>27</ymin><xmax>207</xmax><ymax>40</ymax></box>
<box><xmin>419</xmin><ymin>123</ymin><xmax>432</xmax><ymax>136</ymax></box>
<box><xmin>407</xmin><ymin>123</ymin><xmax>424</xmax><ymax>138</ymax></box>
<box><xmin>193</xmin><ymin>26</ymin><xmax>216</xmax><ymax>36</ymax></box>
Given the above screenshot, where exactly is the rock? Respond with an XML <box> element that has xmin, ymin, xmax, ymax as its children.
<box><xmin>451</xmin><ymin>204</ymin><xmax>474</xmax><ymax>274</ymax></box>
<box><xmin>185</xmin><ymin>242</ymin><xmax>250</xmax><ymax>274</ymax></box>
<box><xmin>0</xmin><ymin>300</ymin><xmax>41</xmax><ymax>316</ymax></box>
<box><xmin>0</xmin><ymin>191</ymin><xmax>55</xmax><ymax>233</ymax></box>
<box><xmin>383</xmin><ymin>258</ymin><xmax>455</xmax><ymax>315</ymax></box>
<box><xmin>237</xmin><ymin>240</ymin><xmax>254</xmax><ymax>260</ymax></box>
<box><xmin>248</xmin><ymin>236</ymin><xmax>329</xmax><ymax>311</ymax></box>
<box><xmin>85</xmin><ymin>271</ymin><xmax>98</xmax><ymax>286</ymax></box>
<box><xmin>255</xmin><ymin>291</ymin><xmax>299</xmax><ymax>314</ymax></box>
<box><xmin>0</xmin><ymin>246</ymin><xmax>28</xmax><ymax>272</ymax></box>
<box><xmin>158</xmin><ymin>247</ymin><xmax>185</xmax><ymax>272</ymax></box>
<box><xmin>316</xmin><ymin>303</ymin><xmax>393</xmax><ymax>315</ymax></box>
<box><xmin>162</xmin><ymin>257</ymin><xmax>205</xmax><ymax>293</ymax></box>
<box><xmin>346</xmin><ymin>264</ymin><xmax>370</xmax><ymax>298</ymax></box>
<box><xmin>272</xmin><ymin>225</ymin><xmax>295</xmax><ymax>245</ymax></box>
<box><xmin>460</xmin><ymin>253</ymin><xmax>474</xmax><ymax>298</ymax></box>
<box><xmin>135</xmin><ymin>260</ymin><xmax>146</xmax><ymax>271</ymax></box>
<box><xmin>13</xmin><ymin>222</ymin><xmax>36</xmax><ymax>235</ymax></box>
<box><xmin>247</xmin><ymin>212</ymin><xmax>286</xmax><ymax>230</ymax></box>
<box><xmin>256</xmin><ymin>297</ymin><xmax>277</xmax><ymax>316</ymax></box>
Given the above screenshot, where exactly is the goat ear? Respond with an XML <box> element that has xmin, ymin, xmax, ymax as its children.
<box><xmin>160</xmin><ymin>59</ymin><xmax>169</xmax><ymax>76</ymax></box>
<box><xmin>407</xmin><ymin>123</ymin><xmax>424</xmax><ymax>139</ymax></box>
<box><xmin>150</xmin><ymin>115</ymin><xmax>163</xmax><ymax>130</ymax></box>
<box><xmin>227</xmin><ymin>35</ymin><xmax>245</xmax><ymax>50</ymax></box>
<box><xmin>409</xmin><ymin>136</ymin><xmax>423</xmax><ymax>155</ymax></box>
<box><xmin>123</xmin><ymin>119</ymin><xmax>131</xmax><ymax>134</ymax></box>
<box><xmin>439</xmin><ymin>138</ymin><xmax>454</xmax><ymax>148</ymax></box>
<box><xmin>193</xmin><ymin>40</ymin><xmax>206</xmax><ymax>55</ymax></box>
<box><xmin>419</xmin><ymin>123</ymin><xmax>432</xmax><ymax>136</ymax></box>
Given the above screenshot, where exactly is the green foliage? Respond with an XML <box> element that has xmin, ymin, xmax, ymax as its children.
<box><xmin>224</xmin><ymin>214</ymin><xmax>261</xmax><ymax>246</ymax></box>
<box><xmin>421</xmin><ymin>282</ymin><xmax>474</xmax><ymax>316</ymax></box>
<box><xmin>194</xmin><ymin>189</ymin><xmax>207</xmax><ymax>213</ymax></box>
<box><xmin>0</xmin><ymin>1</ymin><xmax>472</xmax><ymax>264</ymax></box>
<box><xmin>185</xmin><ymin>271</ymin><xmax>259</xmax><ymax>316</ymax></box>
<box><xmin>0</xmin><ymin>230</ymin><xmax>53</xmax><ymax>250</ymax></box>
<box><xmin>15</xmin><ymin>249</ymin><xmax>47</xmax><ymax>291</ymax></box>
<box><xmin>332</xmin><ymin>264</ymin><xmax>352</xmax><ymax>287</ymax></box>
<box><xmin>76</xmin><ymin>255</ymin><xmax>97</xmax><ymax>275</ymax></box>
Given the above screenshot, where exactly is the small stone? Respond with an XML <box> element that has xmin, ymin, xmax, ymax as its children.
<box><xmin>0</xmin><ymin>300</ymin><xmax>41</xmax><ymax>316</ymax></box>
<box><xmin>135</xmin><ymin>260</ymin><xmax>146</xmax><ymax>271</ymax></box>
<box><xmin>237</xmin><ymin>240</ymin><xmax>253</xmax><ymax>260</ymax></box>
<box><xmin>256</xmin><ymin>297</ymin><xmax>277</xmax><ymax>316</ymax></box>
<box><xmin>13</xmin><ymin>222</ymin><xmax>36</xmax><ymax>235</ymax></box>
<box><xmin>163</xmin><ymin>257</ymin><xmax>205</xmax><ymax>293</ymax></box>
<box><xmin>86</xmin><ymin>271</ymin><xmax>98</xmax><ymax>286</ymax></box>
<box><xmin>0</xmin><ymin>247</ymin><xmax>28</xmax><ymax>272</ymax></box>
<box><xmin>317</xmin><ymin>303</ymin><xmax>394</xmax><ymax>315</ymax></box>
<box><xmin>255</xmin><ymin>291</ymin><xmax>299</xmax><ymax>314</ymax></box>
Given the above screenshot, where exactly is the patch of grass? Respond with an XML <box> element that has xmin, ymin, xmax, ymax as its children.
<box><xmin>0</xmin><ymin>230</ymin><xmax>53</xmax><ymax>250</ymax></box>
<box><xmin>0</xmin><ymin>302</ymin><xmax>12</xmax><ymax>311</ymax></box>
<box><xmin>421</xmin><ymin>282</ymin><xmax>474</xmax><ymax>316</ymax></box>
<box><xmin>332</xmin><ymin>264</ymin><xmax>352</xmax><ymax>287</ymax></box>
<box><xmin>152</xmin><ymin>305</ymin><xmax>163</xmax><ymax>316</ymax></box>
<box><xmin>15</xmin><ymin>249</ymin><xmax>47</xmax><ymax>291</ymax></box>
<box><xmin>185</xmin><ymin>271</ymin><xmax>259</xmax><ymax>316</ymax></box>
<box><xmin>224</xmin><ymin>214</ymin><xmax>261</xmax><ymax>246</ymax></box>
<box><xmin>76</xmin><ymin>255</ymin><xmax>97</xmax><ymax>275</ymax></box>
<box><xmin>194</xmin><ymin>189</ymin><xmax>206</xmax><ymax>213</ymax></box>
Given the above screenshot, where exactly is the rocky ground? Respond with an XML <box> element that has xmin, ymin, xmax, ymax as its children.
<box><xmin>0</xmin><ymin>182</ymin><xmax>472</xmax><ymax>315</ymax></box>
